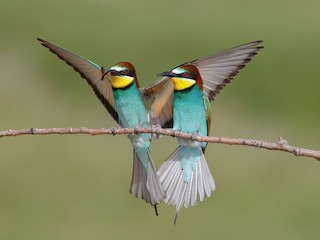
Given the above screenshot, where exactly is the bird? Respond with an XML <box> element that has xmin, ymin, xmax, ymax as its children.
<box><xmin>157</xmin><ymin>40</ymin><xmax>263</xmax><ymax>223</ymax></box>
<box><xmin>37</xmin><ymin>39</ymin><xmax>168</xmax><ymax>214</ymax></box>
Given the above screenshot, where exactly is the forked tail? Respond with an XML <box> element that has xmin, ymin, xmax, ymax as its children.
<box><xmin>157</xmin><ymin>146</ymin><xmax>216</xmax><ymax>223</ymax></box>
<box><xmin>130</xmin><ymin>149</ymin><xmax>165</xmax><ymax>214</ymax></box>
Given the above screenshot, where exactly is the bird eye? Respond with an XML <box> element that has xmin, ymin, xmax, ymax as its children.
<box><xmin>182</xmin><ymin>72</ymin><xmax>188</xmax><ymax>78</ymax></box>
<box><xmin>122</xmin><ymin>69</ymin><xmax>129</xmax><ymax>75</ymax></box>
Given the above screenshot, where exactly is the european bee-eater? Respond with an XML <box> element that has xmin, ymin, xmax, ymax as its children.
<box><xmin>157</xmin><ymin>41</ymin><xmax>263</xmax><ymax>223</ymax></box>
<box><xmin>37</xmin><ymin>39</ymin><xmax>165</xmax><ymax>213</ymax></box>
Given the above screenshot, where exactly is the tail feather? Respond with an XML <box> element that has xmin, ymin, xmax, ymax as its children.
<box><xmin>130</xmin><ymin>153</ymin><xmax>150</xmax><ymax>202</ymax></box>
<box><xmin>130</xmin><ymin>150</ymin><xmax>165</xmax><ymax>208</ymax></box>
<box><xmin>158</xmin><ymin>148</ymin><xmax>179</xmax><ymax>196</ymax></box>
<box><xmin>163</xmin><ymin>160</ymin><xmax>180</xmax><ymax>191</ymax></box>
<box><xmin>198</xmin><ymin>159</ymin><xmax>205</xmax><ymax>201</ymax></box>
<box><xmin>201</xmin><ymin>155</ymin><xmax>215</xmax><ymax>196</ymax></box>
<box><xmin>157</xmin><ymin>146</ymin><xmax>215</xmax><ymax>223</ymax></box>
<box><xmin>146</xmin><ymin>158</ymin><xmax>164</xmax><ymax>202</ymax></box>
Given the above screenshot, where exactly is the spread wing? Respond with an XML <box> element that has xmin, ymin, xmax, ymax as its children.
<box><xmin>142</xmin><ymin>40</ymin><xmax>263</xmax><ymax>129</ymax></box>
<box><xmin>182</xmin><ymin>40</ymin><xmax>264</xmax><ymax>101</ymax></box>
<box><xmin>141</xmin><ymin>77</ymin><xmax>174</xmax><ymax>128</ymax></box>
<box><xmin>37</xmin><ymin>38</ymin><xmax>119</xmax><ymax>123</ymax></box>
<box><xmin>141</xmin><ymin>40</ymin><xmax>263</xmax><ymax>129</ymax></box>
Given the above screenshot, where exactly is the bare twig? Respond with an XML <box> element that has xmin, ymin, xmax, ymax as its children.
<box><xmin>0</xmin><ymin>127</ymin><xmax>319</xmax><ymax>161</ymax></box>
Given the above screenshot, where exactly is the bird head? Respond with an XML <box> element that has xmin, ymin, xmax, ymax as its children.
<box><xmin>102</xmin><ymin>62</ymin><xmax>139</xmax><ymax>88</ymax></box>
<box><xmin>158</xmin><ymin>64</ymin><xmax>203</xmax><ymax>91</ymax></box>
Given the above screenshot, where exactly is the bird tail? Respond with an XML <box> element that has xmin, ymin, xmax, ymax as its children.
<box><xmin>130</xmin><ymin>149</ymin><xmax>165</xmax><ymax>212</ymax></box>
<box><xmin>157</xmin><ymin>146</ymin><xmax>216</xmax><ymax>224</ymax></box>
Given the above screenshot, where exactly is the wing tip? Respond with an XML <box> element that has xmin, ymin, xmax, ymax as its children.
<box><xmin>250</xmin><ymin>41</ymin><xmax>264</xmax><ymax>52</ymax></box>
<box><xmin>252</xmin><ymin>39</ymin><xmax>263</xmax><ymax>44</ymax></box>
<box><xmin>36</xmin><ymin>37</ymin><xmax>120</xmax><ymax>124</ymax></box>
<box><xmin>36</xmin><ymin>38</ymin><xmax>48</xmax><ymax>46</ymax></box>
<box><xmin>248</xmin><ymin>40</ymin><xmax>264</xmax><ymax>46</ymax></box>
<box><xmin>37</xmin><ymin>38</ymin><xmax>51</xmax><ymax>50</ymax></box>
<box><xmin>203</xmin><ymin>40</ymin><xmax>264</xmax><ymax>101</ymax></box>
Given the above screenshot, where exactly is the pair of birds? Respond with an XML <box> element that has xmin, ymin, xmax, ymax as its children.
<box><xmin>38</xmin><ymin>38</ymin><xmax>263</xmax><ymax>223</ymax></box>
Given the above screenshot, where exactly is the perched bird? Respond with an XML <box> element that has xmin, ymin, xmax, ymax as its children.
<box><xmin>101</xmin><ymin>62</ymin><xmax>165</xmax><ymax>210</ymax></box>
<box><xmin>37</xmin><ymin>39</ymin><xmax>166</xmax><ymax>213</ymax></box>
<box><xmin>157</xmin><ymin>41</ymin><xmax>263</xmax><ymax>223</ymax></box>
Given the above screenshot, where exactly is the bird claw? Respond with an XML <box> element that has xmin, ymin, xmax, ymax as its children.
<box><xmin>190</xmin><ymin>132</ymin><xmax>199</xmax><ymax>141</ymax></box>
<box><xmin>170</xmin><ymin>127</ymin><xmax>181</xmax><ymax>137</ymax></box>
<box><xmin>110</xmin><ymin>127</ymin><xmax>116</xmax><ymax>136</ymax></box>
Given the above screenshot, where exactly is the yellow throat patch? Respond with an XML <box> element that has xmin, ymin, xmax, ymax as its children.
<box><xmin>171</xmin><ymin>77</ymin><xmax>196</xmax><ymax>90</ymax></box>
<box><xmin>109</xmin><ymin>76</ymin><xmax>134</xmax><ymax>89</ymax></box>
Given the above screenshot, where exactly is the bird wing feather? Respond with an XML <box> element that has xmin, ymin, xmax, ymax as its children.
<box><xmin>188</xmin><ymin>40</ymin><xmax>263</xmax><ymax>101</ymax></box>
<box><xmin>37</xmin><ymin>38</ymin><xmax>119</xmax><ymax>123</ymax></box>
<box><xmin>142</xmin><ymin>41</ymin><xmax>263</xmax><ymax>129</ymax></box>
<box><xmin>141</xmin><ymin>77</ymin><xmax>174</xmax><ymax>128</ymax></box>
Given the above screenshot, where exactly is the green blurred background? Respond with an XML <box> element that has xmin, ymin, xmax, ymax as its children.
<box><xmin>1</xmin><ymin>0</ymin><xmax>319</xmax><ymax>239</ymax></box>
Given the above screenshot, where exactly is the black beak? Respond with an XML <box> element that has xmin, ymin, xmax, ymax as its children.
<box><xmin>101</xmin><ymin>70</ymin><xmax>109</xmax><ymax>80</ymax></box>
<box><xmin>157</xmin><ymin>71</ymin><xmax>176</xmax><ymax>78</ymax></box>
<box><xmin>101</xmin><ymin>69</ymin><xmax>116</xmax><ymax>81</ymax></box>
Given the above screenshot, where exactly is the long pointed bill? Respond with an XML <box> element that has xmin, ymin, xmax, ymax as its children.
<box><xmin>157</xmin><ymin>71</ymin><xmax>196</xmax><ymax>90</ymax></box>
<box><xmin>101</xmin><ymin>70</ymin><xmax>111</xmax><ymax>80</ymax></box>
<box><xmin>157</xmin><ymin>71</ymin><xmax>177</xmax><ymax>78</ymax></box>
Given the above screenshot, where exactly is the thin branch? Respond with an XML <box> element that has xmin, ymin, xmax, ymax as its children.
<box><xmin>0</xmin><ymin>127</ymin><xmax>319</xmax><ymax>161</ymax></box>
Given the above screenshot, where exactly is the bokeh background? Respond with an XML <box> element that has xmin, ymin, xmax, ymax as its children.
<box><xmin>1</xmin><ymin>0</ymin><xmax>319</xmax><ymax>239</ymax></box>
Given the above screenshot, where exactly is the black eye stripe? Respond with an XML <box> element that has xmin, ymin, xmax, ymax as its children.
<box><xmin>111</xmin><ymin>69</ymin><xmax>134</xmax><ymax>77</ymax></box>
<box><xmin>178</xmin><ymin>72</ymin><xmax>196</xmax><ymax>80</ymax></box>
<box><xmin>122</xmin><ymin>69</ymin><xmax>134</xmax><ymax>77</ymax></box>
